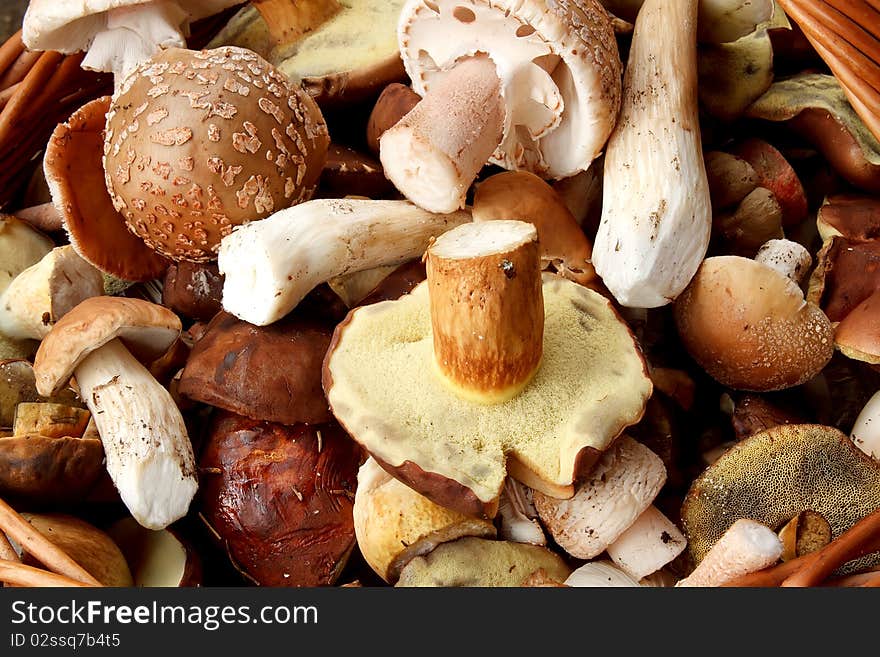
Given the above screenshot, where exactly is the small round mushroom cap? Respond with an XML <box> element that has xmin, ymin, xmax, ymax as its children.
<box><xmin>681</xmin><ymin>424</ymin><xmax>880</xmax><ymax>570</ymax></box>
<box><xmin>324</xmin><ymin>274</ymin><xmax>652</xmax><ymax>518</ymax></box>
<box><xmin>44</xmin><ymin>96</ymin><xmax>170</xmax><ymax>282</ymax></box>
<box><xmin>834</xmin><ymin>289</ymin><xmax>880</xmax><ymax>364</ymax></box>
<box><xmin>398</xmin><ymin>0</ymin><xmax>621</xmax><ymax>179</ymax></box>
<box><xmin>33</xmin><ymin>297</ymin><xmax>181</xmax><ymax>397</ymax></box>
<box><xmin>178</xmin><ymin>310</ymin><xmax>336</xmax><ymax>425</ymax></box>
<box><xmin>674</xmin><ymin>256</ymin><xmax>834</xmax><ymax>391</ymax></box>
<box><xmin>103</xmin><ymin>46</ymin><xmax>330</xmax><ymax>262</ymax></box>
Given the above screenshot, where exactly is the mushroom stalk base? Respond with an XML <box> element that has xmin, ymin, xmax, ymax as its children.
<box><xmin>426</xmin><ymin>220</ymin><xmax>543</xmax><ymax>404</ymax></box>
<box><xmin>380</xmin><ymin>56</ymin><xmax>504</xmax><ymax>213</ymax></box>
<box><xmin>74</xmin><ymin>339</ymin><xmax>197</xmax><ymax>530</ymax></box>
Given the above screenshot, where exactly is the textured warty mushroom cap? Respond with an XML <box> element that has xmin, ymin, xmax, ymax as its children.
<box><xmin>682</xmin><ymin>424</ymin><xmax>880</xmax><ymax>570</ymax></box>
<box><xmin>674</xmin><ymin>256</ymin><xmax>834</xmax><ymax>391</ymax></box>
<box><xmin>33</xmin><ymin>297</ymin><xmax>181</xmax><ymax>397</ymax></box>
<box><xmin>324</xmin><ymin>274</ymin><xmax>651</xmax><ymax>518</ymax></box>
<box><xmin>23</xmin><ymin>0</ymin><xmax>241</xmax><ymax>53</ymax></box>
<box><xmin>398</xmin><ymin>0</ymin><xmax>621</xmax><ymax>179</ymax></box>
<box><xmin>103</xmin><ymin>46</ymin><xmax>330</xmax><ymax>262</ymax></box>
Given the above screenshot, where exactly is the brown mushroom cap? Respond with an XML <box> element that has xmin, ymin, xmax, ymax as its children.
<box><xmin>198</xmin><ymin>411</ymin><xmax>363</xmax><ymax>587</ymax></box>
<box><xmin>44</xmin><ymin>96</ymin><xmax>170</xmax><ymax>282</ymax></box>
<box><xmin>103</xmin><ymin>46</ymin><xmax>329</xmax><ymax>262</ymax></box>
<box><xmin>674</xmin><ymin>256</ymin><xmax>834</xmax><ymax>391</ymax></box>
<box><xmin>33</xmin><ymin>296</ymin><xmax>181</xmax><ymax>397</ymax></box>
<box><xmin>681</xmin><ymin>424</ymin><xmax>880</xmax><ymax>571</ymax></box>
<box><xmin>834</xmin><ymin>290</ymin><xmax>880</xmax><ymax>364</ymax></box>
<box><xmin>178</xmin><ymin>310</ymin><xmax>335</xmax><ymax>425</ymax></box>
<box><xmin>316</xmin><ymin>144</ymin><xmax>396</xmax><ymax>199</ymax></box>
<box><xmin>816</xmin><ymin>194</ymin><xmax>880</xmax><ymax>242</ymax></box>
<box><xmin>807</xmin><ymin>236</ymin><xmax>880</xmax><ymax>323</ymax></box>
<box><xmin>161</xmin><ymin>260</ymin><xmax>224</xmax><ymax>322</ymax></box>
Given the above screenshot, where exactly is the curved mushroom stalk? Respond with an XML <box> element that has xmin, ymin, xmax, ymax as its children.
<box><xmin>380</xmin><ymin>0</ymin><xmax>621</xmax><ymax>213</ymax></box>
<box><xmin>592</xmin><ymin>0</ymin><xmax>712</xmax><ymax>308</ymax></box>
<box><xmin>75</xmin><ymin>339</ymin><xmax>196</xmax><ymax>530</ymax></box>
<box><xmin>218</xmin><ymin>198</ymin><xmax>470</xmax><ymax>326</ymax></box>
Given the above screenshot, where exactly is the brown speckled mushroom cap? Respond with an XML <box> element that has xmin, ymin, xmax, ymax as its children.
<box><xmin>33</xmin><ymin>297</ymin><xmax>182</xmax><ymax>397</ymax></box>
<box><xmin>103</xmin><ymin>46</ymin><xmax>330</xmax><ymax>262</ymax></box>
<box><xmin>674</xmin><ymin>256</ymin><xmax>834</xmax><ymax>391</ymax></box>
<box><xmin>682</xmin><ymin>424</ymin><xmax>880</xmax><ymax>570</ymax></box>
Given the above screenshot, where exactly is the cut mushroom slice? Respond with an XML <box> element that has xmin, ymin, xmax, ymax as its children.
<box><xmin>218</xmin><ymin>198</ymin><xmax>470</xmax><ymax>326</ymax></box>
<box><xmin>107</xmin><ymin>517</ymin><xmax>201</xmax><ymax>587</ymax></box>
<box><xmin>33</xmin><ymin>297</ymin><xmax>196</xmax><ymax>530</ymax></box>
<box><xmin>353</xmin><ymin>457</ymin><xmax>496</xmax><ymax>584</ymax></box>
<box><xmin>0</xmin><ymin>246</ymin><xmax>103</xmax><ymax>341</ymax></box>
<box><xmin>606</xmin><ymin>505</ymin><xmax>687</xmax><ymax>580</ymax></box>
<box><xmin>592</xmin><ymin>0</ymin><xmax>712</xmax><ymax>308</ymax></box>
<box><xmin>380</xmin><ymin>0</ymin><xmax>621</xmax><ymax>213</ymax></box>
<box><xmin>324</xmin><ymin>221</ymin><xmax>651</xmax><ymax>518</ymax></box>
<box><xmin>534</xmin><ymin>436</ymin><xmax>666</xmax><ymax>559</ymax></box>
<box><xmin>674</xmin><ymin>243</ymin><xmax>834</xmax><ymax>391</ymax></box>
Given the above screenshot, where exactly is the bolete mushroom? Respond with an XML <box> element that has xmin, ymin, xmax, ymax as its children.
<box><xmin>681</xmin><ymin>424</ymin><xmax>880</xmax><ymax>572</ymax></box>
<box><xmin>22</xmin><ymin>0</ymin><xmax>243</xmax><ymax>82</ymax></box>
<box><xmin>103</xmin><ymin>46</ymin><xmax>330</xmax><ymax>262</ymax></box>
<box><xmin>353</xmin><ymin>457</ymin><xmax>496</xmax><ymax>584</ymax></box>
<box><xmin>592</xmin><ymin>0</ymin><xmax>712</xmax><ymax>308</ymax></box>
<box><xmin>674</xmin><ymin>239</ymin><xmax>834</xmax><ymax>391</ymax></box>
<box><xmin>198</xmin><ymin>411</ymin><xmax>362</xmax><ymax>587</ymax></box>
<box><xmin>324</xmin><ymin>220</ymin><xmax>652</xmax><ymax>518</ymax></box>
<box><xmin>379</xmin><ymin>0</ymin><xmax>622</xmax><ymax>213</ymax></box>
<box><xmin>32</xmin><ymin>296</ymin><xmax>197</xmax><ymax>529</ymax></box>
<box><xmin>161</xmin><ymin>260</ymin><xmax>223</xmax><ymax>322</ymax></box>
<box><xmin>218</xmin><ymin>198</ymin><xmax>470</xmax><ymax>326</ymax></box>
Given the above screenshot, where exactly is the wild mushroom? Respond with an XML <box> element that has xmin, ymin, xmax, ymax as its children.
<box><xmin>395</xmin><ymin>536</ymin><xmax>571</xmax><ymax>587</ymax></box>
<box><xmin>161</xmin><ymin>260</ymin><xmax>223</xmax><ymax>322</ymax></box>
<box><xmin>209</xmin><ymin>0</ymin><xmax>407</xmax><ymax>107</ymax></box>
<box><xmin>103</xmin><ymin>46</ymin><xmax>330</xmax><ymax>262</ymax></box>
<box><xmin>850</xmin><ymin>389</ymin><xmax>880</xmax><ymax>461</ymax></box>
<box><xmin>198</xmin><ymin>411</ymin><xmax>362</xmax><ymax>587</ymax></box>
<box><xmin>816</xmin><ymin>194</ymin><xmax>880</xmax><ymax>242</ymax></box>
<box><xmin>712</xmin><ymin>187</ymin><xmax>784</xmax><ymax>258</ymax></box>
<box><xmin>32</xmin><ymin>296</ymin><xmax>196</xmax><ymax>529</ymax></box>
<box><xmin>778</xmin><ymin>510</ymin><xmax>832</xmax><ymax>562</ymax></box>
<box><xmin>0</xmin><ymin>246</ymin><xmax>103</xmax><ymax>341</ymax></box>
<box><xmin>674</xmin><ymin>239</ymin><xmax>834</xmax><ymax>391</ymax></box>
<box><xmin>353</xmin><ymin>457</ymin><xmax>496</xmax><ymax>584</ymax></box>
<box><xmin>676</xmin><ymin>518</ymin><xmax>782</xmax><ymax>587</ymax></box>
<box><xmin>497</xmin><ymin>478</ymin><xmax>546</xmax><ymax>546</ymax></box>
<box><xmin>563</xmin><ymin>560</ymin><xmax>641</xmax><ymax>587</ymax></box>
<box><xmin>22</xmin><ymin>0</ymin><xmax>242</xmax><ymax>83</ymax></box>
<box><xmin>606</xmin><ymin>505</ymin><xmax>687</xmax><ymax>580</ymax></box>
<box><xmin>834</xmin><ymin>290</ymin><xmax>880</xmax><ymax>365</ymax></box>
<box><xmin>533</xmin><ymin>435</ymin><xmax>667</xmax><ymax>559</ymax></box>
<box><xmin>218</xmin><ymin>198</ymin><xmax>470</xmax><ymax>326</ymax></box>
<box><xmin>379</xmin><ymin>0</ymin><xmax>621</xmax><ymax>213</ymax></box>
<box><xmin>107</xmin><ymin>517</ymin><xmax>201</xmax><ymax>587</ymax></box>
<box><xmin>44</xmin><ymin>96</ymin><xmax>170</xmax><ymax>283</ymax></box>
<box><xmin>592</xmin><ymin>0</ymin><xmax>712</xmax><ymax>308</ymax></box>
<box><xmin>472</xmin><ymin>170</ymin><xmax>598</xmax><ymax>288</ymax></box>
<box><xmin>681</xmin><ymin>424</ymin><xmax>880</xmax><ymax>572</ymax></box>
<box><xmin>366</xmin><ymin>83</ymin><xmax>421</xmax><ymax>156</ymax></box>
<box><xmin>324</xmin><ymin>220</ymin><xmax>652</xmax><ymax>518</ymax></box>
<box><xmin>317</xmin><ymin>144</ymin><xmax>396</xmax><ymax>200</ymax></box>
<box><xmin>730</xmin><ymin>138</ymin><xmax>808</xmax><ymax>228</ymax></box>
<box><xmin>807</xmin><ymin>236</ymin><xmax>880</xmax><ymax>323</ymax></box>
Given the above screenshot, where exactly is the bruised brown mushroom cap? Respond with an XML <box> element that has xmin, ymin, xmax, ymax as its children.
<box><xmin>103</xmin><ymin>46</ymin><xmax>330</xmax><ymax>262</ymax></box>
<box><xmin>807</xmin><ymin>237</ymin><xmax>880</xmax><ymax>323</ymax></box>
<box><xmin>834</xmin><ymin>290</ymin><xmax>880</xmax><ymax>365</ymax></box>
<box><xmin>681</xmin><ymin>424</ymin><xmax>880</xmax><ymax>570</ymax></box>
<box><xmin>44</xmin><ymin>96</ymin><xmax>171</xmax><ymax>282</ymax></box>
<box><xmin>816</xmin><ymin>195</ymin><xmax>880</xmax><ymax>242</ymax></box>
<box><xmin>674</xmin><ymin>256</ymin><xmax>834</xmax><ymax>391</ymax></box>
<box><xmin>178</xmin><ymin>309</ymin><xmax>335</xmax><ymax>425</ymax></box>
<box><xmin>33</xmin><ymin>296</ymin><xmax>181</xmax><ymax>397</ymax></box>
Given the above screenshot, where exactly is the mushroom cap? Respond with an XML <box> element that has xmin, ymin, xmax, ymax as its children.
<box><xmin>178</xmin><ymin>310</ymin><xmax>336</xmax><ymax>425</ymax></box>
<box><xmin>807</xmin><ymin>236</ymin><xmax>880</xmax><ymax>323</ymax></box>
<box><xmin>23</xmin><ymin>0</ymin><xmax>241</xmax><ymax>53</ymax></box>
<box><xmin>44</xmin><ymin>96</ymin><xmax>170</xmax><ymax>282</ymax></box>
<box><xmin>33</xmin><ymin>296</ymin><xmax>182</xmax><ymax>397</ymax></box>
<box><xmin>161</xmin><ymin>260</ymin><xmax>223</xmax><ymax>321</ymax></box>
<box><xmin>681</xmin><ymin>424</ymin><xmax>880</xmax><ymax>571</ymax></box>
<box><xmin>834</xmin><ymin>290</ymin><xmax>880</xmax><ymax>364</ymax></box>
<box><xmin>674</xmin><ymin>256</ymin><xmax>834</xmax><ymax>391</ymax></box>
<box><xmin>103</xmin><ymin>46</ymin><xmax>330</xmax><ymax>262</ymax></box>
<box><xmin>816</xmin><ymin>194</ymin><xmax>880</xmax><ymax>242</ymax></box>
<box><xmin>324</xmin><ymin>273</ymin><xmax>652</xmax><ymax>518</ymax></box>
<box><xmin>398</xmin><ymin>0</ymin><xmax>621</xmax><ymax>179</ymax></box>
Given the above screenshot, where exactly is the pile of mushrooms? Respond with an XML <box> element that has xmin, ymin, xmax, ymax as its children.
<box><xmin>2</xmin><ymin>0</ymin><xmax>880</xmax><ymax>591</ymax></box>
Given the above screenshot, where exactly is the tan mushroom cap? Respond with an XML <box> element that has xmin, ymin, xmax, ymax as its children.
<box><xmin>834</xmin><ymin>290</ymin><xmax>880</xmax><ymax>364</ymax></box>
<box><xmin>674</xmin><ymin>256</ymin><xmax>834</xmax><ymax>391</ymax></box>
<box><xmin>681</xmin><ymin>424</ymin><xmax>880</xmax><ymax>570</ymax></box>
<box><xmin>33</xmin><ymin>297</ymin><xmax>181</xmax><ymax>397</ymax></box>
<box><xmin>44</xmin><ymin>96</ymin><xmax>170</xmax><ymax>282</ymax></box>
<box><xmin>398</xmin><ymin>0</ymin><xmax>621</xmax><ymax>179</ymax></box>
<box><xmin>103</xmin><ymin>46</ymin><xmax>329</xmax><ymax>262</ymax></box>
<box><xmin>324</xmin><ymin>274</ymin><xmax>652</xmax><ymax>518</ymax></box>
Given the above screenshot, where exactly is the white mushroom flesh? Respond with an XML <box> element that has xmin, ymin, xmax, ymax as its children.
<box><xmin>606</xmin><ymin>505</ymin><xmax>687</xmax><ymax>580</ymax></box>
<box><xmin>754</xmin><ymin>238</ymin><xmax>812</xmax><ymax>285</ymax></box>
<box><xmin>851</xmin><ymin>389</ymin><xmax>880</xmax><ymax>461</ymax></box>
<box><xmin>564</xmin><ymin>560</ymin><xmax>641</xmax><ymax>587</ymax></box>
<box><xmin>498</xmin><ymin>478</ymin><xmax>546</xmax><ymax>546</ymax></box>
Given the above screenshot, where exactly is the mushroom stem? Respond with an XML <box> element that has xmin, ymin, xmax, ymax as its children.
<box><xmin>0</xmin><ymin>560</ymin><xmax>100</xmax><ymax>588</ymax></box>
<box><xmin>380</xmin><ymin>56</ymin><xmax>505</xmax><ymax>213</ymax></box>
<box><xmin>754</xmin><ymin>239</ymin><xmax>812</xmax><ymax>285</ymax></box>
<box><xmin>606</xmin><ymin>505</ymin><xmax>687</xmax><ymax>580</ymax></box>
<box><xmin>850</xmin><ymin>389</ymin><xmax>880</xmax><ymax>461</ymax></box>
<box><xmin>73</xmin><ymin>339</ymin><xmax>197</xmax><ymax>530</ymax></box>
<box><xmin>425</xmin><ymin>220</ymin><xmax>543</xmax><ymax>404</ymax></box>
<box><xmin>252</xmin><ymin>0</ymin><xmax>343</xmax><ymax>49</ymax></box>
